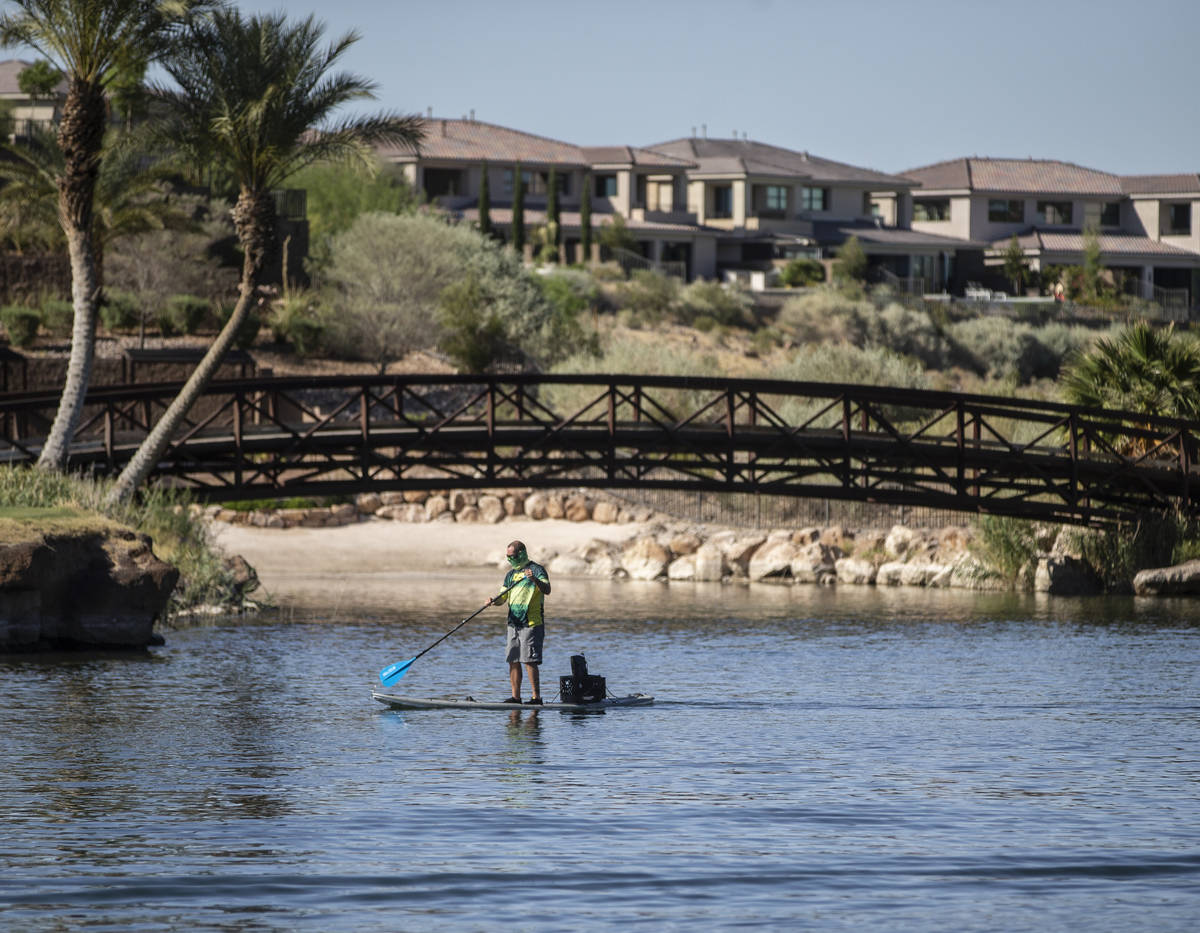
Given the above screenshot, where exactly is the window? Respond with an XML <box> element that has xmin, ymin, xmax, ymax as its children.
<box><xmin>1036</xmin><ymin>200</ymin><xmax>1073</xmax><ymax>225</ymax></box>
<box><xmin>1165</xmin><ymin>202</ymin><xmax>1192</xmax><ymax>235</ymax></box>
<box><xmin>594</xmin><ymin>173</ymin><xmax>618</xmax><ymax>198</ymax></box>
<box><xmin>800</xmin><ymin>186</ymin><xmax>827</xmax><ymax>212</ymax></box>
<box><xmin>424</xmin><ymin>168</ymin><xmax>464</xmax><ymax>198</ymax></box>
<box><xmin>634</xmin><ymin>175</ymin><xmax>647</xmax><ymax>207</ymax></box>
<box><xmin>711</xmin><ymin>184</ymin><xmax>733</xmax><ymax>218</ymax></box>
<box><xmin>755</xmin><ymin>184</ymin><xmax>788</xmax><ymax>218</ymax></box>
<box><xmin>503</xmin><ymin>169</ymin><xmax>544</xmax><ymax>195</ymax></box>
<box><xmin>988</xmin><ymin>199</ymin><xmax>1024</xmax><ymax>223</ymax></box>
<box><xmin>1085</xmin><ymin>201</ymin><xmax>1121</xmax><ymax>228</ymax></box>
<box><xmin>913</xmin><ymin>198</ymin><xmax>950</xmax><ymax>222</ymax></box>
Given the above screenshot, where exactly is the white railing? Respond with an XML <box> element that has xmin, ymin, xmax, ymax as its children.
<box><xmin>605</xmin><ymin>246</ymin><xmax>687</xmax><ymax>280</ymax></box>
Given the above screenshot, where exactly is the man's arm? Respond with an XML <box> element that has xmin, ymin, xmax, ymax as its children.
<box><xmin>526</xmin><ymin>566</ymin><xmax>551</xmax><ymax>596</ymax></box>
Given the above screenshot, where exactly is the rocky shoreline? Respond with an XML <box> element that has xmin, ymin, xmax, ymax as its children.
<box><xmin>205</xmin><ymin>488</ymin><xmax>1158</xmax><ymax>595</ymax></box>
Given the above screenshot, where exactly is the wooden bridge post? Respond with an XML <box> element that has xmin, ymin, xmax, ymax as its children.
<box><xmin>486</xmin><ymin>381</ymin><xmax>496</xmax><ymax>480</ymax></box>
<box><xmin>104</xmin><ymin>403</ymin><xmax>114</xmax><ymax>467</ymax></box>
<box><xmin>233</xmin><ymin>390</ymin><xmax>243</xmax><ymax>491</ymax></box>
<box><xmin>1068</xmin><ymin>412</ymin><xmax>1080</xmax><ymax>512</ymax></box>
<box><xmin>955</xmin><ymin>401</ymin><xmax>965</xmax><ymax>500</ymax></box>
<box><xmin>1180</xmin><ymin>428</ymin><xmax>1192</xmax><ymax>512</ymax></box>
<box><xmin>607</xmin><ymin>384</ymin><xmax>616</xmax><ymax>482</ymax></box>
<box><xmin>360</xmin><ymin>386</ymin><xmax>371</xmax><ymax>484</ymax></box>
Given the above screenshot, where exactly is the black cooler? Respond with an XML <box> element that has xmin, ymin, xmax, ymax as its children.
<box><xmin>559</xmin><ymin>654</ymin><xmax>606</xmax><ymax>704</ymax></box>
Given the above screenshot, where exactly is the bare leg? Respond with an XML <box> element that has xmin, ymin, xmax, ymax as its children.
<box><xmin>526</xmin><ymin>663</ymin><xmax>540</xmax><ymax>700</ymax></box>
<box><xmin>509</xmin><ymin>661</ymin><xmax>522</xmax><ymax>700</ymax></box>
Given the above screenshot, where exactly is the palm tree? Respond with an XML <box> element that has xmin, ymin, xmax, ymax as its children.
<box><xmin>106</xmin><ymin>9</ymin><xmax>424</xmax><ymax>504</ymax></box>
<box><xmin>0</xmin><ymin>0</ymin><xmax>213</xmax><ymax>472</ymax></box>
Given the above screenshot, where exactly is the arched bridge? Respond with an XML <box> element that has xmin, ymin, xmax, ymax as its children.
<box><xmin>2</xmin><ymin>373</ymin><xmax>1197</xmax><ymax>526</ymax></box>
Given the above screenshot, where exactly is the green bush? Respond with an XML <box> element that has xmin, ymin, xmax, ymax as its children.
<box><xmin>779</xmin><ymin>258</ymin><xmax>825</xmax><ymax>287</ymax></box>
<box><xmin>215</xmin><ymin>304</ymin><xmax>262</xmax><ymax>350</ymax></box>
<box><xmin>270</xmin><ymin>296</ymin><xmax>325</xmax><ymax>356</ymax></box>
<box><xmin>1</xmin><ymin>305</ymin><xmax>40</xmax><ymax>346</ymax></box>
<box><xmin>616</xmin><ymin>269</ymin><xmax>680</xmax><ymax>317</ymax></box>
<box><xmin>970</xmin><ymin>515</ymin><xmax>1039</xmax><ymax>586</ymax></box>
<box><xmin>40</xmin><ymin>298</ymin><xmax>74</xmax><ymax>336</ymax></box>
<box><xmin>537</xmin><ymin>269</ymin><xmax>598</xmax><ymax>318</ymax></box>
<box><xmin>163</xmin><ymin>294</ymin><xmax>209</xmax><ymax>336</ymax></box>
<box><xmin>437</xmin><ymin>275</ymin><xmax>507</xmax><ymax>372</ymax></box>
<box><xmin>99</xmin><ymin>290</ymin><xmax>140</xmax><ymax>332</ymax></box>
<box><xmin>678</xmin><ymin>280</ymin><xmax>751</xmax><ymax>327</ymax></box>
<box><xmin>949</xmin><ymin>317</ymin><xmax>1061</xmax><ymax>383</ymax></box>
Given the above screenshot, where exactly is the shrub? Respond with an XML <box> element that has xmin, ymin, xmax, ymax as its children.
<box><xmin>163</xmin><ymin>294</ymin><xmax>209</xmax><ymax>336</ymax></box>
<box><xmin>1</xmin><ymin>305</ymin><xmax>40</xmax><ymax>346</ymax></box>
<box><xmin>779</xmin><ymin>258</ymin><xmax>825</xmax><ymax>287</ymax></box>
<box><xmin>437</xmin><ymin>275</ymin><xmax>507</xmax><ymax>372</ymax></box>
<box><xmin>99</xmin><ymin>290</ymin><xmax>140</xmax><ymax>332</ymax></box>
<box><xmin>678</xmin><ymin>279</ymin><xmax>752</xmax><ymax>327</ymax></box>
<box><xmin>949</xmin><ymin>317</ymin><xmax>1060</xmax><ymax>383</ymax></box>
<box><xmin>216</xmin><ymin>303</ymin><xmax>262</xmax><ymax>350</ymax></box>
<box><xmin>269</xmin><ymin>295</ymin><xmax>325</xmax><ymax>356</ymax></box>
<box><xmin>537</xmin><ymin>269</ymin><xmax>598</xmax><ymax>318</ymax></box>
<box><xmin>970</xmin><ymin>515</ymin><xmax>1038</xmax><ymax>586</ymax></box>
<box><xmin>39</xmin><ymin>298</ymin><xmax>73</xmax><ymax>336</ymax></box>
<box><xmin>832</xmin><ymin>235</ymin><xmax>867</xmax><ymax>283</ymax></box>
<box><xmin>615</xmin><ymin>269</ymin><xmax>680</xmax><ymax>317</ymax></box>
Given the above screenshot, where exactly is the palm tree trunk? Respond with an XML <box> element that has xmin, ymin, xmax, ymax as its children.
<box><xmin>36</xmin><ymin>76</ymin><xmax>106</xmax><ymax>472</ymax></box>
<box><xmin>106</xmin><ymin>188</ymin><xmax>271</xmax><ymax>505</ymax></box>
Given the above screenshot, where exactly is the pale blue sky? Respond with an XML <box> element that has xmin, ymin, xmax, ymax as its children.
<box><xmin>166</xmin><ymin>0</ymin><xmax>1200</xmax><ymax>176</ymax></box>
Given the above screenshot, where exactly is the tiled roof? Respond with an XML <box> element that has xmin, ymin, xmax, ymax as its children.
<box><xmin>814</xmin><ymin>220</ymin><xmax>986</xmax><ymax>250</ymax></box>
<box><xmin>0</xmin><ymin>58</ymin><xmax>66</xmax><ymax>97</ymax></box>
<box><xmin>378</xmin><ymin>118</ymin><xmax>588</xmax><ymax>167</ymax></box>
<box><xmin>902</xmin><ymin>157</ymin><xmax>1122</xmax><ymax>195</ymax></box>
<box><xmin>993</xmin><ymin>230</ymin><xmax>1198</xmax><ymax>258</ymax></box>
<box><xmin>646</xmin><ymin>137</ymin><xmax>913</xmax><ymax>186</ymax></box>
<box><xmin>1121</xmin><ymin>174</ymin><xmax>1200</xmax><ymax>196</ymax></box>
<box><xmin>580</xmin><ymin>145</ymin><xmax>694</xmax><ymax>169</ymax></box>
<box><xmin>458</xmin><ymin>206</ymin><xmax>715</xmax><ymax>235</ymax></box>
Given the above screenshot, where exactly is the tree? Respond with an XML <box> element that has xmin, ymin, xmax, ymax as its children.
<box><xmin>598</xmin><ymin>212</ymin><xmax>637</xmax><ymax>255</ymax></box>
<box><xmin>477</xmin><ymin>159</ymin><xmax>491</xmax><ymax>238</ymax></box>
<box><xmin>0</xmin><ymin>0</ymin><xmax>214</xmax><ymax>473</ymax></box>
<box><xmin>1002</xmin><ymin>234</ymin><xmax>1028</xmax><ymax>296</ymax></box>
<box><xmin>106</xmin><ymin>9</ymin><xmax>423</xmax><ymax>503</ymax></box>
<box><xmin>1061</xmin><ymin>321</ymin><xmax>1200</xmax><ymax>421</ymax></box>
<box><xmin>579</xmin><ymin>171</ymin><xmax>592</xmax><ymax>263</ymax></box>
<box><xmin>832</xmin><ymin>235</ymin><xmax>868</xmax><ymax>283</ymax></box>
<box><xmin>511</xmin><ymin>162</ymin><xmax>525</xmax><ymax>254</ymax></box>
<box><xmin>545</xmin><ymin>165</ymin><xmax>559</xmax><ymax>262</ymax></box>
<box><xmin>1082</xmin><ymin>226</ymin><xmax>1105</xmax><ymax>300</ymax></box>
<box><xmin>16</xmin><ymin>58</ymin><xmax>60</xmax><ymax>100</ymax></box>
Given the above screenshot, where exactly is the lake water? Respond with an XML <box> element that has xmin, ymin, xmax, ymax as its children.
<box><xmin>2</xmin><ymin>575</ymin><xmax>1199</xmax><ymax>931</ymax></box>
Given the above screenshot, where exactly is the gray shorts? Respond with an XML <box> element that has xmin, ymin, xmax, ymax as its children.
<box><xmin>505</xmin><ymin>623</ymin><xmax>544</xmax><ymax>665</ymax></box>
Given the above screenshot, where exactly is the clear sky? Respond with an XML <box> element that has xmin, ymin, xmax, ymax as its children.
<box><xmin>157</xmin><ymin>0</ymin><xmax>1200</xmax><ymax>176</ymax></box>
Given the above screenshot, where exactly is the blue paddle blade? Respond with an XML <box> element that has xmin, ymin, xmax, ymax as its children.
<box><xmin>379</xmin><ymin>657</ymin><xmax>416</xmax><ymax>687</ymax></box>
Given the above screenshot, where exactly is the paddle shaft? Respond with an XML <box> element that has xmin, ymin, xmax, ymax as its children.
<box><xmin>408</xmin><ymin>578</ymin><xmax>520</xmax><ymax>665</ymax></box>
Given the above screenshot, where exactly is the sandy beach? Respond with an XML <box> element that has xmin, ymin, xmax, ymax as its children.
<box><xmin>209</xmin><ymin>517</ymin><xmax>649</xmax><ymax>607</ymax></box>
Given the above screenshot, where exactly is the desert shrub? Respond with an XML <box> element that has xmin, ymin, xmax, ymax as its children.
<box><xmin>779</xmin><ymin>257</ymin><xmax>825</xmax><ymax>287</ymax></box>
<box><xmin>39</xmin><ymin>298</ymin><xmax>73</xmax><ymax>336</ymax></box>
<box><xmin>437</xmin><ymin>275</ymin><xmax>507</xmax><ymax>372</ymax></box>
<box><xmin>99</xmin><ymin>290</ymin><xmax>140</xmax><ymax>332</ymax></box>
<box><xmin>270</xmin><ymin>294</ymin><xmax>325</xmax><ymax>356</ymax></box>
<box><xmin>949</xmin><ymin>317</ymin><xmax>1061</xmax><ymax>383</ymax></box>
<box><xmin>537</xmin><ymin>269</ymin><xmax>598</xmax><ymax>318</ymax></box>
<box><xmin>874</xmin><ymin>302</ymin><xmax>953</xmax><ymax>369</ymax></box>
<box><xmin>970</xmin><ymin>515</ymin><xmax>1038</xmax><ymax>586</ymax></box>
<box><xmin>776</xmin><ymin>289</ymin><xmax>874</xmax><ymax>344</ymax></box>
<box><xmin>614</xmin><ymin>268</ymin><xmax>680</xmax><ymax>317</ymax></box>
<box><xmin>832</xmin><ymin>235</ymin><xmax>867</xmax><ymax>283</ymax></box>
<box><xmin>1</xmin><ymin>304</ymin><xmax>39</xmax><ymax>346</ymax></box>
<box><xmin>678</xmin><ymin>279</ymin><xmax>751</xmax><ymax>327</ymax></box>
<box><xmin>162</xmin><ymin>294</ymin><xmax>209</xmax><ymax>336</ymax></box>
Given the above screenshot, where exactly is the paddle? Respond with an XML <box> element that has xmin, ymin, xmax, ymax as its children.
<box><xmin>378</xmin><ymin>579</ymin><xmax>521</xmax><ymax>687</ymax></box>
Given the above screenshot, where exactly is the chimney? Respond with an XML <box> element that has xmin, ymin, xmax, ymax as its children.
<box><xmin>440</xmin><ymin>120</ymin><xmax>446</xmax><ymax>136</ymax></box>
<box><xmin>470</xmin><ymin>108</ymin><xmax>475</xmax><ymax>122</ymax></box>
<box><xmin>691</xmin><ymin>126</ymin><xmax>696</xmax><ymax>137</ymax></box>
<box><xmin>701</xmin><ymin>123</ymin><xmax>707</xmax><ymax>138</ymax></box>
<box><xmin>426</xmin><ymin>106</ymin><xmax>432</xmax><ymax>118</ymax></box>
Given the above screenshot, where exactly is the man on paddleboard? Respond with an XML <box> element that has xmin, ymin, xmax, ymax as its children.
<box><xmin>490</xmin><ymin>540</ymin><xmax>551</xmax><ymax>705</ymax></box>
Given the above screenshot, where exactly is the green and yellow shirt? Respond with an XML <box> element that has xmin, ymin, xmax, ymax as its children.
<box><xmin>498</xmin><ymin>561</ymin><xmax>550</xmax><ymax>627</ymax></box>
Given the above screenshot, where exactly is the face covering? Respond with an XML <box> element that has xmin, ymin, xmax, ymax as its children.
<box><xmin>507</xmin><ymin>548</ymin><xmax>529</xmax><ymax>568</ymax></box>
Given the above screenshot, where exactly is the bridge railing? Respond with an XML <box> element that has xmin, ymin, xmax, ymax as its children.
<box><xmin>2</xmin><ymin>373</ymin><xmax>1197</xmax><ymax>525</ymax></box>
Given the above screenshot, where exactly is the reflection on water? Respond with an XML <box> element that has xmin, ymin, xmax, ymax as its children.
<box><xmin>2</xmin><ymin>577</ymin><xmax>1199</xmax><ymax>932</ymax></box>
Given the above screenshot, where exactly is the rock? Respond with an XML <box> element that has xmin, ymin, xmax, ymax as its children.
<box><xmin>1133</xmin><ymin>560</ymin><xmax>1200</xmax><ymax>595</ymax></box>
<box><xmin>250</xmin><ymin>510</ymin><xmax>271</xmax><ymax>528</ymax></box>
<box><xmin>278</xmin><ymin>508</ymin><xmax>307</xmax><ymax>528</ymax></box>
<box><xmin>876</xmin><ymin>560</ymin><xmax>906</xmax><ymax>586</ymax></box>
<box><xmin>791</xmin><ymin>527</ymin><xmax>820</xmax><ymax>545</ymax></box>
<box><xmin>355</xmin><ymin>493</ymin><xmax>381</xmax><ymax>515</ymax></box>
<box><xmin>885</xmin><ymin>525</ymin><xmax>919</xmax><ymax>559</ymax></box>
<box><xmin>899</xmin><ymin>561</ymin><xmax>940</xmax><ymax>587</ymax></box>
<box><xmin>836</xmin><ymin>556</ymin><xmax>877</xmax><ymax>585</ymax></box>
<box><xmin>621</xmin><ymin>536</ymin><xmax>671</xmax><ymax>581</ymax></box>
<box><xmin>715</xmin><ymin>532</ymin><xmax>767</xmax><ymax>571</ymax></box>
<box><xmin>692</xmin><ymin>544</ymin><xmax>726</xmax><ymax>581</ymax></box>
<box><xmin>503</xmin><ymin>495</ymin><xmax>523</xmax><ymax>517</ymax></box>
<box><xmin>424</xmin><ymin>495</ymin><xmax>449</xmax><ymax>521</ymax></box>
<box><xmin>449</xmin><ymin>490</ymin><xmax>477</xmax><ymax>512</ymax></box>
<box><xmin>592</xmin><ymin>501</ymin><xmax>619</xmax><ymax>524</ymax></box>
<box><xmin>544</xmin><ymin>495</ymin><xmax>565</xmax><ymax>520</ymax></box>
<box><xmin>564</xmin><ymin>495</ymin><xmax>591</xmax><ymax>522</ymax></box>
<box><xmin>928</xmin><ymin>564</ymin><xmax>954</xmax><ymax>588</ymax></box>
<box><xmin>264</xmin><ymin>513</ymin><xmax>286</xmax><ymax>529</ymax></box>
<box><xmin>379</xmin><ymin>491</ymin><xmax>406</xmax><ymax>506</ymax></box>
<box><xmin>477</xmin><ymin>496</ymin><xmax>506</xmax><ymax>524</ymax></box>
<box><xmin>588</xmin><ymin>553</ymin><xmax>625</xmax><ymax>578</ymax></box>
<box><xmin>301</xmin><ymin>510</ymin><xmax>330</xmax><ymax>528</ymax></box>
<box><xmin>790</xmin><ymin>542</ymin><xmax>838</xmax><ymax>583</ymax></box>
<box><xmin>1</xmin><ymin>526</ymin><xmax>178</xmax><ymax>650</ymax></box>
<box><xmin>667</xmin><ymin>555</ymin><xmax>697</xmax><ymax>580</ymax></box>
<box><xmin>456</xmin><ymin>506</ymin><xmax>481</xmax><ymax>523</ymax></box>
<box><xmin>748</xmin><ymin>538</ymin><xmax>799</xmax><ymax>582</ymax></box>
<box><xmin>330</xmin><ymin>504</ymin><xmax>357</xmax><ymax>525</ymax></box>
<box><xmin>524</xmin><ymin>492</ymin><xmax>548</xmax><ymax>520</ymax></box>
<box><xmin>548</xmin><ymin>554</ymin><xmax>591</xmax><ymax>577</ymax></box>
<box><xmin>1034</xmin><ymin>556</ymin><xmax>1101</xmax><ymax>595</ymax></box>
<box><xmin>222</xmin><ymin>554</ymin><xmax>260</xmax><ymax>597</ymax></box>
<box><xmin>432</xmin><ymin>510</ymin><xmax>456</xmax><ymax>523</ymax></box>
<box><xmin>403</xmin><ymin>490</ymin><xmax>428</xmax><ymax>504</ymax></box>
<box><xmin>667</xmin><ymin>531</ymin><xmax>702</xmax><ymax>556</ymax></box>
<box><xmin>821</xmin><ymin>525</ymin><xmax>853</xmax><ymax>550</ymax></box>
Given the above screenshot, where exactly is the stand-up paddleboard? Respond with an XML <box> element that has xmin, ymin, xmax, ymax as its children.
<box><xmin>372</xmin><ymin>691</ymin><xmax>654</xmax><ymax>712</ymax></box>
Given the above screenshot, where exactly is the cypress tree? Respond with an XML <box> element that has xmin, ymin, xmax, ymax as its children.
<box><xmin>478</xmin><ymin>160</ymin><xmax>491</xmax><ymax>237</ymax></box>
<box><xmin>580</xmin><ymin>172</ymin><xmax>592</xmax><ymax>264</ymax></box>
<box><xmin>546</xmin><ymin>166</ymin><xmax>560</xmax><ymax>263</ymax></box>
<box><xmin>512</xmin><ymin>163</ymin><xmax>525</xmax><ymax>254</ymax></box>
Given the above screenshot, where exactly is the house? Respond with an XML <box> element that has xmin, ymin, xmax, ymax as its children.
<box><xmin>0</xmin><ymin>59</ymin><xmax>66</xmax><ymax>139</ymax></box>
<box><xmin>376</xmin><ymin>117</ymin><xmax>721</xmax><ymax>279</ymax></box>
<box><xmin>903</xmin><ymin>157</ymin><xmax>1200</xmax><ymax>305</ymax></box>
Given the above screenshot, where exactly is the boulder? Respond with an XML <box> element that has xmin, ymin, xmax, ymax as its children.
<box><xmin>884</xmin><ymin>525</ymin><xmax>919</xmax><ymax>559</ymax></box>
<box><xmin>403</xmin><ymin>489</ymin><xmax>428</xmax><ymax>504</ymax></box>
<box><xmin>579</xmin><ymin>538</ymin><xmax>617</xmax><ymax>563</ymax></box>
<box><xmin>330</xmin><ymin>503</ymin><xmax>357</xmax><ymax>525</ymax></box>
<box><xmin>544</xmin><ymin>495</ymin><xmax>565</xmax><ymax>520</ymax></box>
<box><xmin>379</xmin><ymin>491</ymin><xmax>406</xmax><ymax>506</ymax></box>
<box><xmin>1</xmin><ymin>525</ymin><xmax>178</xmax><ymax>650</ymax></box>
<box><xmin>898</xmin><ymin>561</ymin><xmax>940</xmax><ymax>587</ymax></box>
<box><xmin>564</xmin><ymin>495</ymin><xmax>591</xmax><ymax>522</ymax></box>
<box><xmin>524</xmin><ymin>492</ymin><xmax>548</xmax><ymax>520</ymax></box>
<box><xmin>621</xmin><ymin>536</ymin><xmax>671</xmax><ymax>581</ymax></box>
<box><xmin>456</xmin><ymin>506</ymin><xmax>481</xmax><ymax>523</ymax></box>
<box><xmin>789</xmin><ymin>542</ymin><xmax>838</xmax><ymax>583</ymax></box>
<box><xmin>1133</xmin><ymin>560</ymin><xmax>1200</xmax><ymax>596</ymax></box>
<box><xmin>691</xmin><ymin>544</ymin><xmax>726</xmax><ymax>581</ymax></box>
<box><xmin>477</xmin><ymin>496</ymin><xmax>506</xmax><ymax>524</ymax></box>
<box><xmin>667</xmin><ymin>531</ymin><xmax>702</xmax><ymax>556</ymax></box>
<box><xmin>592</xmin><ymin>500</ymin><xmax>619</xmax><ymax>524</ymax></box>
<box><xmin>548</xmin><ymin>554</ymin><xmax>591</xmax><ymax>577</ymax></box>
<box><xmin>503</xmin><ymin>495</ymin><xmax>523</xmax><ymax>517</ymax></box>
<box><xmin>876</xmin><ymin>560</ymin><xmax>906</xmax><ymax>586</ymax></box>
<box><xmin>748</xmin><ymin>538</ymin><xmax>799</xmax><ymax>582</ymax></box>
<box><xmin>821</xmin><ymin>525</ymin><xmax>853</xmax><ymax>550</ymax></box>
<box><xmin>355</xmin><ymin>493</ymin><xmax>382</xmax><ymax>515</ymax></box>
<box><xmin>836</xmin><ymin>556</ymin><xmax>876</xmax><ymax>585</ymax></box>
<box><xmin>301</xmin><ymin>510</ymin><xmax>331</xmax><ymax>528</ymax></box>
<box><xmin>791</xmin><ymin>527</ymin><xmax>821</xmax><ymax>545</ymax></box>
<box><xmin>666</xmin><ymin>555</ymin><xmax>697</xmax><ymax>580</ymax></box>
<box><xmin>1034</xmin><ymin>556</ymin><xmax>1101</xmax><ymax>595</ymax></box>
<box><xmin>278</xmin><ymin>508</ymin><xmax>308</xmax><ymax>528</ymax></box>
<box><xmin>424</xmin><ymin>495</ymin><xmax>449</xmax><ymax>521</ymax></box>
<box><xmin>715</xmin><ymin>532</ymin><xmax>767</xmax><ymax>571</ymax></box>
